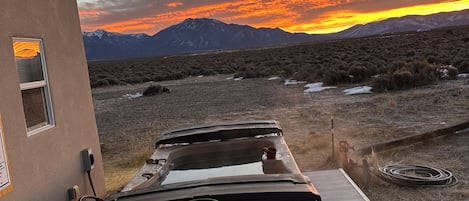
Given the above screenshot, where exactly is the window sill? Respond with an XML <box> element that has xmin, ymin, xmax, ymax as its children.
<box><xmin>27</xmin><ymin>124</ymin><xmax>55</xmax><ymax>136</ymax></box>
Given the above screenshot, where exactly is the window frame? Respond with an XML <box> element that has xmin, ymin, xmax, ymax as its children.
<box><xmin>13</xmin><ymin>37</ymin><xmax>55</xmax><ymax>136</ymax></box>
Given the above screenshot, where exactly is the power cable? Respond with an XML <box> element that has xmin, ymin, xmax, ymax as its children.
<box><xmin>87</xmin><ymin>170</ymin><xmax>97</xmax><ymax>196</ymax></box>
<box><xmin>79</xmin><ymin>195</ymin><xmax>103</xmax><ymax>201</ymax></box>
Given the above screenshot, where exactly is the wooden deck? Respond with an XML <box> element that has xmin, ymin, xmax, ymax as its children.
<box><xmin>305</xmin><ymin>168</ymin><xmax>370</xmax><ymax>201</ymax></box>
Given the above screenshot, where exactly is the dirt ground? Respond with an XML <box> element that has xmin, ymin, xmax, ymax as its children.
<box><xmin>92</xmin><ymin>75</ymin><xmax>469</xmax><ymax>200</ymax></box>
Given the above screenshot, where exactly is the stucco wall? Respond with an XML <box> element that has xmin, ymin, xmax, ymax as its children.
<box><xmin>0</xmin><ymin>0</ymin><xmax>105</xmax><ymax>200</ymax></box>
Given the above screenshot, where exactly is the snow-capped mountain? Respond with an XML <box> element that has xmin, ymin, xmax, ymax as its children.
<box><xmin>335</xmin><ymin>9</ymin><xmax>469</xmax><ymax>38</ymax></box>
<box><xmin>82</xmin><ymin>18</ymin><xmax>325</xmax><ymax>60</ymax></box>
<box><xmin>83</xmin><ymin>30</ymin><xmax>151</xmax><ymax>60</ymax></box>
<box><xmin>83</xmin><ymin>29</ymin><xmax>109</xmax><ymax>39</ymax></box>
<box><xmin>83</xmin><ymin>29</ymin><xmax>149</xmax><ymax>39</ymax></box>
<box><xmin>146</xmin><ymin>18</ymin><xmax>324</xmax><ymax>56</ymax></box>
<box><xmin>83</xmin><ymin>9</ymin><xmax>469</xmax><ymax>60</ymax></box>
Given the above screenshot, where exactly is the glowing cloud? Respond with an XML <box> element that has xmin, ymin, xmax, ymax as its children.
<box><xmin>77</xmin><ymin>0</ymin><xmax>469</xmax><ymax>35</ymax></box>
<box><xmin>167</xmin><ymin>2</ymin><xmax>184</xmax><ymax>8</ymax></box>
<box><xmin>284</xmin><ymin>0</ymin><xmax>469</xmax><ymax>34</ymax></box>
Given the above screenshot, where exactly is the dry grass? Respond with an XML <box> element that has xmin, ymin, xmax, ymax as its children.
<box><xmin>104</xmin><ymin>166</ymin><xmax>139</xmax><ymax>194</ymax></box>
<box><xmin>288</xmin><ymin>133</ymin><xmax>333</xmax><ymax>169</ymax></box>
<box><xmin>383</xmin><ymin>96</ymin><xmax>397</xmax><ymax>108</ymax></box>
<box><xmin>102</xmin><ymin>143</ymin><xmax>154</xmax><ymax>193</ymax></box>
<box><xmin>118</xmin><ymin>146</ymin><xmax>154</xmax><ymax>168</ymax></box>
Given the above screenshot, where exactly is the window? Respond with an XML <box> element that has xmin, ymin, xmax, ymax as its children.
<box><xmin>13</xmin><ymin>38</ymin><xmax>54</xmax><ymax>135</ymax></box>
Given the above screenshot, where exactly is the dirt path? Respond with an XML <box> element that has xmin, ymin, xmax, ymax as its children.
<box><xmin>93</xmin><ymin>75</ymin><xmax>469</xmax><ymax>199</ymax></box>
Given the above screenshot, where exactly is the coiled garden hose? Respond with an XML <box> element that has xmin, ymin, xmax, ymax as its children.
<box><xmin>378</xmin><ymin>164</ymin><xmax>457</xmax><ymax>187</ymax></box>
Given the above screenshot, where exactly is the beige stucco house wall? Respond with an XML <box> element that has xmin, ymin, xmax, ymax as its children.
<box><xmin>0</xmin><ymin>0</ymin><xmax>105</xmax><ymax>200</ymax></box>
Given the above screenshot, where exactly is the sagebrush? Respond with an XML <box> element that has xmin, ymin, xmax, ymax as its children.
<box><xmin>88</xmin><ymin>25</ymin><xmax>469</xmax><ymax>91</ymax></box>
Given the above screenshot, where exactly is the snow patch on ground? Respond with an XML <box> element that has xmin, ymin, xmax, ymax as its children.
<box><xmin>343</xmin><ymin>86</ymin><xmax>372</xmax><ymax>95</ymax></box>
<box><xmin>123</xmin><ymin>93</ymin><xmax>143</xmax><ymax>99</ymax></box>
<box><xmin>303</xmin><ymin>82</ymin><xmax>337</xmax><ymax>93</ymax></box>
<box><xmin>455</xmin><ymin>128</ymin><xmax>469</xmax><ymax>134</ymax></box>
<box><xmin>284</xmin><ymin>79</ymin><xmax>306</xmax><ymax>86</ymax></box>
<box><xmin>457</xmin><ymin>73</ymin><xmax>469</xmax><ymax>78</ymax></box>
<box><xmin>268</xmin><ymin>76</ymin><xmax>280</xmax><ymax>80</ymax></box>
<box><xmin>226</xmin><ymin>76</ymin><xmax>243</xmax><ymax>80</ymax></box>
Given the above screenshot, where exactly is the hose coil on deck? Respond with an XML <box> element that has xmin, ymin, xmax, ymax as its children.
<box><xmin>378</xmin><ymin>164</ymin><xmax>457</xmax><ymax>187</ymax></box>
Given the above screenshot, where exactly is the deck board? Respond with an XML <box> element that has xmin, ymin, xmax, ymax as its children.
<box><xmin>304</xmin><ymin>169</ymin><xmax>370</xmax><ymax>201</ymax></box>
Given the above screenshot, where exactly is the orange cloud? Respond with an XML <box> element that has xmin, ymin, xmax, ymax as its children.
<box><xmin>79</xmin><ymin>9</ymin><xmax>110</xmax><ymax>21</ymax></box>
<box><xmin>285</xmin><ymin>0</ymin><xmax>469</xmax><ymax>33</ymax></box>
<box><xmin>80</xmin><ymin>0</ymin><xmax>334</xmax><ymax>33</ymax></box>
<box><xmin>79</xmin><ymin>0</ymin><xmax>469</xmax><ymax>35</ymax></box>
<box><xmin>167</xmin><ymin>2</ymin><xmax>184</xmax><ymax>8</ymax></box>
<box><xmin>83</xmin><ymin>16</ymin><xmax>156</xmax><ymax>33</ymax></box>
<box><xmin>82</xmin><ymin>1</ymin><xmax>253</xmax><ymax>33</ymax></box>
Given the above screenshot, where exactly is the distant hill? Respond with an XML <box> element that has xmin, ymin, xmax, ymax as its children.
<box><xmin>335</xmin><ymin>9</ymin><xmax>469</xmax><ymax>38</ymax></box>
<box><xmin>83</xmin><ymin>9</ymin><xmax>469</xmax><ymax>60</ymax></box>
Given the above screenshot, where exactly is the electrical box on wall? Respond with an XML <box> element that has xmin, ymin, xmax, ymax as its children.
<box><xmin>81</xmin><ymin>148</ymin><xmax>94</xmax><ymax>172</ymax></box>
<box><xmin>67</xmin><ymin>185</ymin><xmax>80</xmax><ymax>201</ymax></box>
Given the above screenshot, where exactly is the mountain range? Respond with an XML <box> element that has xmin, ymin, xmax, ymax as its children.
<box><xmin>83</xmin><ymin>9</ymin><xmax>469</xmax><ymax>60</ymax></box>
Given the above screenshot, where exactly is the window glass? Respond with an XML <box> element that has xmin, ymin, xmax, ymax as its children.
<box><xmin>21</xmin><ymin>88</ymin><xmax>48</xmax><ymax>131</ymax></box>
<box><xmin>13</xmin><ymin>38</ymin><xmax>54</xmax><ymax>134</ymax></box>
<box><xmin>13</xmin><ymin>41</ymin><xmax>44</xmax><ymax>83</ymax></box>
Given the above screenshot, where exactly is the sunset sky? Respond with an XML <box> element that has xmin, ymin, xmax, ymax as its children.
<box><xmin>77</xmin><ymin>0</ymin><xmax>469</xmax><ymax>35</ymax></box>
